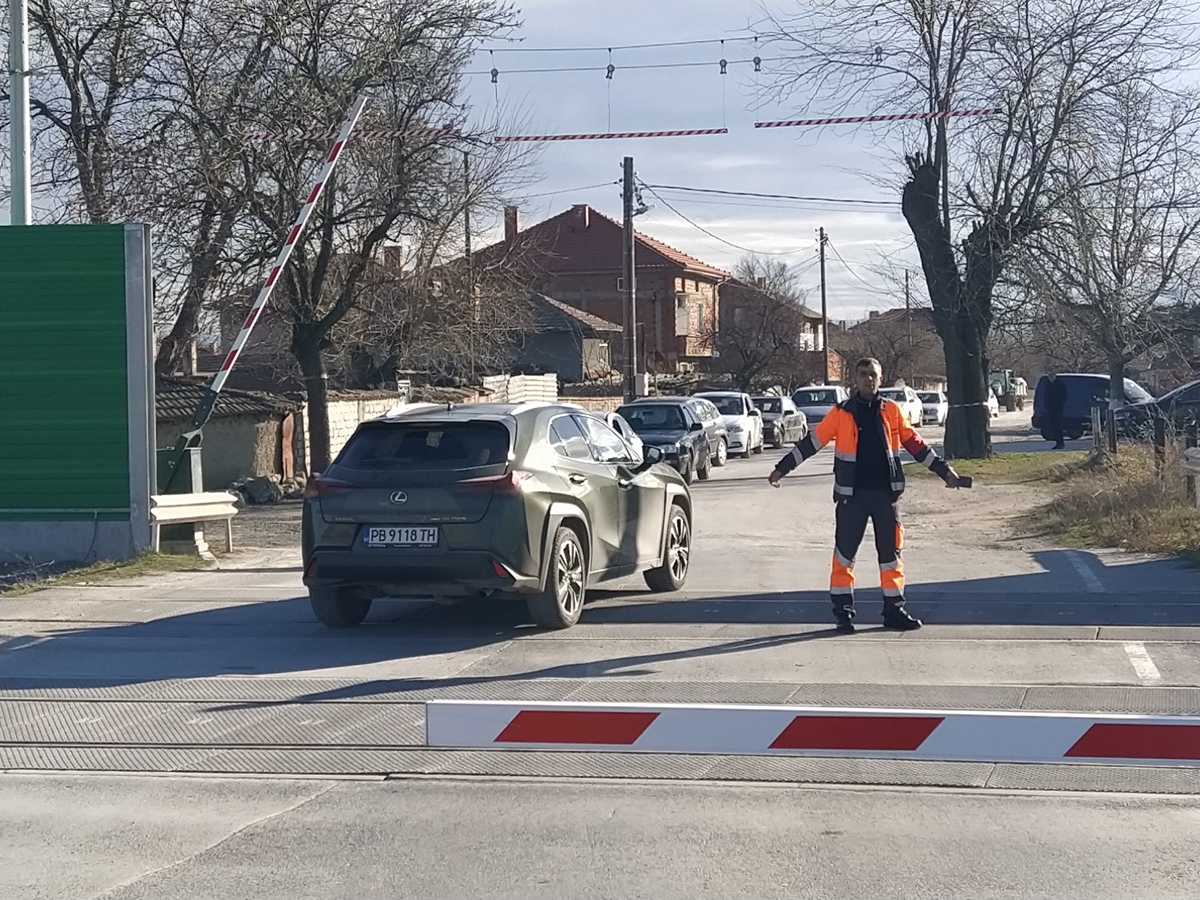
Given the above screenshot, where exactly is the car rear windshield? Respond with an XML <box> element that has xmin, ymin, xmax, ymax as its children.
<box><xmin>918</xmin><ymin>392</ymin><xmax>941</xmax><ymax>402</ymax></box>
<box><xmin>705</xmin><ymin>396</ymin><xmax>745</xmax><ymax>416</ymax></box>
<box><xmin>879</xmin><ymin>390</ymin><xmax>906</xmax><ymax>400</ymax></box>
<box><xmin>793</xmin><ymin>389</ymin><xmax>837</xmax><ymax>404</ymax></box>
<box><xmin>334</xmin><ymin>421</ymin><xmax>510</xmax><ymax>471</ymax></box>
<box><xmin>619</xmin><ymin>404</ymin><xmax>685</xmax><ymax>432</ymax></box>
<box><xmin>753</xmin><ymin>398</ymin><xmax>782</xmax><ymax>413</ymax></box>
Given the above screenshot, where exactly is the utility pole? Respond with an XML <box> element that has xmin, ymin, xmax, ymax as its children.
<box><xmin>905</xmin><ymin>269</ymin><xmax>912</xmax><ymax>385</ymax></box>
<box><xmin>818</xmin><ymin>227</ymin><xmax>829</xmax><ymax>382</ymax></box>
<box><xmin>9</xmin><ymin>0</ymin><xmax>32</xmax><ymax>224</ymax></box>
<box><xmin>464</xmin><ymin>151</ymin><xmax>475</xmax><ymax>383</ymax></box>
<box><xmin>621</xmin><ymin>156</ymin><xmax>638</xmax><ymax>401</ymax></box>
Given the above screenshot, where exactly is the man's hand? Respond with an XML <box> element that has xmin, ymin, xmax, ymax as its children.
<box><xmin>942</xmin><ymin>466</ymin><xmax>961</xmax><ymax>488</ymax></box>
<box><xmin>768</xmin><ymin>469</ymin><xmax>783</xmax><ymax>488</ymax></box>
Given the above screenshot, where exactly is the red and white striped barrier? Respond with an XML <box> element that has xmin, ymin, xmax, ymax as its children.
<box><xmin>494</xmin><ymin>128</ymin><xmax>728</xmax><ymax>143</ymax></box>
<box><xmin>237</xmin><ymin>126</ymin><xmax>459</xmax><ymax>142</ymax></box>
<box><xmin>755</xmin><ymin>108</ymin><xmax>1000</xmax><ymax>129</ymax></box>
<box><xmin>208</xmin><ymin>97</ymin><xmax>367</xmax><ymax>396</ymax></box>
<box><xmin>426</xmin><ymin>700</ymin><xmax>1200</xmax><ymax>765</ymax></box>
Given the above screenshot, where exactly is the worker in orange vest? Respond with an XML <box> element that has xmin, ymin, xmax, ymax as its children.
<box><xmin>769</xmin><ymin>357</ymin><xmax>963</xmax><ymax>633</ymax></box>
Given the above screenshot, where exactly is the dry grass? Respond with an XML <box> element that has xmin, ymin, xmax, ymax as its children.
<box><xmin>1035</xmin><ymin>443</ymin><xmax>1200</xmax><ymax>557</ymax></box>
<box><xmin>0</xmin><ymin>552</ymin><xmax>210</xmax><ymax>595</ymax></box>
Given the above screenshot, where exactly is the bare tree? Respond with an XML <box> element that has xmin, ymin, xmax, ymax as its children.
<box><xmin>755</xmin><ymin>0</ymin><xmax>1197</xmax><ymax>457</ymax></box>
<box><xmin>708</xmin><ymin>257</ymin><xmax>818</xmax><ymax>392</ymax></box>
<box><xmin>834</xmin><ymin>308</ymin><xmax>944</xmax><ymax>387</ymax></box>
<box><xmin>245</xmin><ymin>0</ymin><xmax>521</xmax><ymax>470</ymax></box>
<box><xmin>1015</xmin><ymin>84</ymin><xmax>1200</xmax><ymax>403</ymax></box>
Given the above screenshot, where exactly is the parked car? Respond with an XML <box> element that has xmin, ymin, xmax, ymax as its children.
<box><xmin>1031</xmin><ymin>374</ymin><xmax>1155</xmax><ymax>441</ymax></box>
<box><xmin>302</xmin><ymin>403</ymin><xmax>692</xmax><ymax>630</ymax></box>
<box><xmin>791</xmin><ymin>384</ymin><xmax>849</xmax><ymax>426</ymax></box>
<box><xmin>617</xmin><ymin>399</ymin><xmax>712</xmax><ymax>484</ymax></box>
<box><xmin>879</xmin><ymin>386</ymin><xmax>924</xmax><ymax>426</ymax></box>
<box><xmin>602</xmin><ymin>410</ymin><xmax>643</xmax><ymax>461</ymax></box>
<box><xmin>694</xmin><ymin>391</ymin><xmax>765</xmax><ymax>458</ymax></box>
<box><xmin>917</xmin><ymin>390</ymin><xmax>948</xmax><ymax>426</ymax></box>
<box><xmin>752</xmin><ymin>395</ymin><xmax>808</xmax><ymax>447</ymax></box>
<box><xmin>681</xmin><ymin>396</ymin><xmax>724</xmax><ymax>468</ymax></box>
<box><xmin>1111</xmin><ymin>378</ymin><xmax>1200</xmax><ymax>440</ymax></box>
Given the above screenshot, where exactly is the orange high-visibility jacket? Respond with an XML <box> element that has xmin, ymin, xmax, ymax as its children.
<box><xmin>775</xmin><ymin>394</ymin><xmax>949</xmax><ymax>499</ymax></box>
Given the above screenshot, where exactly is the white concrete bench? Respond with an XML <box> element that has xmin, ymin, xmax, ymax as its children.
<box><xmin>150</xmin><ymin>491</ymin><xmax>239</xmax><ymax>554</ymax></box>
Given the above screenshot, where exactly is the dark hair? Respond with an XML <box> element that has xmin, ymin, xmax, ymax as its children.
<box><xmin>855</xmin><ymin>357</ymin><xmax>882</xmax><ymax>373</ymax></box>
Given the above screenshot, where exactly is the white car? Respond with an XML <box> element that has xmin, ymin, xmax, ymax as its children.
<box><xmin>603</xmin><ymin>411</ymin><xmax>644</xmax><ymax>461</ymax></box>
<box><xmin>694</xmin><ymin>391</ymin><xmax>764</xmax><ymax>458</ymax></box>
<box><xmin>987</xmin><ymin>390</ymin><xmax>1000</xmax><ymax>418</ymax></box>
<box><xmin>791</xmin><ymin>384</ymin><xmax>849</xmax><ymax>426</ymax></box>
<box><xmin>917</xmin><ymin>390</ymin><xmax>948</xmax><ymax>426</ymax></box>
<box><xmin>879</xmin><ymin>386</ymin><xmax>924</xmax><ymax>426</ymax></box>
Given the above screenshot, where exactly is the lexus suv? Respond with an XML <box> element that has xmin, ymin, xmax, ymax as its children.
<box><xmin>302</xmin><ymin>403</ymin><xmax>693</xmax><ymax>630</ymax></box>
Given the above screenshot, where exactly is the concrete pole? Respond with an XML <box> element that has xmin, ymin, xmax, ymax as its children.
<box><xmin>818</xmin><ymin>227</ymin><xmax>828</xmax><ymax>382</ymax></box>
<box><xmin>622</xmin><ymin>156</ymin><xmax>638</xmax><ymax>401</ymax></box>
<box><xmin>8</xmin><ymin>0</ymin><xmax>32</xmax><ymax>224</ymax></box>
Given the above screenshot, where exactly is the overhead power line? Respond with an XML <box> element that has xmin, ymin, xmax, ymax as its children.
<box><xmin>482</xmin><ymin>37</ymin><xmax>758</xmax><ymax>53</ymax></box>
<box><xmin>469</xmin><ymin>56</ymin><xmax>785</xmax><ymax>77</ymax></box>
<box><xmin>644</xmin><ymin>183</ymin><xmax>897</xmax><ymax>207</ymax></box>
<box><xmin>638</xmin><ymin>181</ymin><xmax>820</xmax><ymax>257</ymax></box>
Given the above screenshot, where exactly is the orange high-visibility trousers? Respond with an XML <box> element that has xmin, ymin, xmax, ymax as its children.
<box><xmin>831</xmin><ymin>490</ymin><xmax>906</xmax><ymax>616</ymax></box>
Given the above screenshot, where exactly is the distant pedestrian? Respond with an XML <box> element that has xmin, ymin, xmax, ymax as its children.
<box><xmin>1044</xmin><ymin>372</ymin><xmax>1067</xmax><ymax>450</ymax></box>
<box><xmin>768</xmin><ymin>357</ymin><xmax>963</xmax><ymax>633</ymax></box>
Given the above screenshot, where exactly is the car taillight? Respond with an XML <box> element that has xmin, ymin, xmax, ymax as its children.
<box><xmin>304</xmin><ymin>474</ymin><xmax>354</xmax><ymax>499</ymax></box>
<box><xmin>456</xmin><ymin>470</ymin><xmax>532</xmax><ymax>496</ymax></box>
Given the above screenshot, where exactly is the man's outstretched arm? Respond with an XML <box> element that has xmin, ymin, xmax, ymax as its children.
<box><xmin>897</xmin><ymin>416</ymin><xmax>960</xmax><ymax>487</ymax></box>
<box><xmin>768</xmin><ymin>413</ymin><xmax>838</xmax><ymax>486</ymax></box>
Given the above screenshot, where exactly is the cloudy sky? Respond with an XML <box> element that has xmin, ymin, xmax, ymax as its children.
<box><xmin>463</xmin><ymin>0</ymin><xmax>922</xmax><ymax>322</ymax></box>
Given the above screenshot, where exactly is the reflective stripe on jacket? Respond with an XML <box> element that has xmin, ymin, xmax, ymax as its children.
<box><xmin>775</xmin><ymin>394</ymin><xmax>949</xmax><ymax>499</ymax></box>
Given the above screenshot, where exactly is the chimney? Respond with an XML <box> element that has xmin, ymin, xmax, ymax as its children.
<box><xmin>504</xmin><ymin>206</ymin><xmax>519</xmax><ymax>242</ymax></box>
<box><xmin>571</xmin><ymin>204</ymin><xmax>590</xmax><ymax>231</ymax></box>
<box><xmin>869</xmin><ymin>310</ymin><xmax>879</xmax><ymax>319</ymax></box>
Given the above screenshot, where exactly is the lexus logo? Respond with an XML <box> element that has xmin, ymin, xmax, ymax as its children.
<box><xmin>389</xmin><ymin>491</ymin><xmax>408</xmax><ymax>504</ymax></box>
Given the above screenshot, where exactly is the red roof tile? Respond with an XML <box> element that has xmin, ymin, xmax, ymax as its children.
<box><xmin>481</xmin><ymin>205</ymin><xmax>730</xmax><ymax>279</ymax></box>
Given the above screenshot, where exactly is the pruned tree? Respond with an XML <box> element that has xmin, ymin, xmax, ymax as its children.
<box><xmin>1014</xmin><ymin>84</ymin><xmax>1200</xmax><ymax>404</ymax></box>
<box><xmin>755</xmin><ymin>0</ymin><xmax>1197</xmax><ymax>457</ymax></box>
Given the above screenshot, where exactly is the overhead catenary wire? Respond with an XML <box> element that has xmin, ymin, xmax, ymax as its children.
<box><xmin>481</xmin><ymin>37</ymin><xmax>759</xmax><ymax>53</ymax></box>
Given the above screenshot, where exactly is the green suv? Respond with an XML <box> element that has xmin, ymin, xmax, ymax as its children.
<box><xmin>302</xmin><ymin>403</ymin><xmax>693</xmax><ymax>629</ymax></box>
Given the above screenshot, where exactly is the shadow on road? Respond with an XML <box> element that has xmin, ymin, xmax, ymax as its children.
<box><xmin>1</xmin><ymin>550</ymin><xmax>1194</xmax><ymax>694</ymax></box>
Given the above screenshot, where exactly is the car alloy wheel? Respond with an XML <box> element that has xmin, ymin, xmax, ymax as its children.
<box><xmin>644</xmin><ymin>506</ymin><xmax>691</xmax><ymax>592</ymax></box>
<box><xmin>714</xmin><ymin>438</ymin><xmax>728</xmax><ymax>467</ymax></box>
<box><xmin>528</xmin><ymin>526</ymin><xmax>586</xmax><ymax>628</ymax></box>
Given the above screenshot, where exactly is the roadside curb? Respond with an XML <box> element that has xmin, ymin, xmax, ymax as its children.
<box><xmin>427</xmin><ymin>700</ymin><xmax>1200</xmax><ymax>766</ymax></box>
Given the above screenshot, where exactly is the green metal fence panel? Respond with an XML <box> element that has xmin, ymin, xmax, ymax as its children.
<box><xmin>0</xmin><ymin>225</ymin><xmax>131</xmax><ymax>518</ymax></box>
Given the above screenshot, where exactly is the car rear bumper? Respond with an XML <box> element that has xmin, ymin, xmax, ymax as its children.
<box><xmin>303</xmin><ymin>549</ymin><xmax>541</xmax><ymax>595</ymax></box>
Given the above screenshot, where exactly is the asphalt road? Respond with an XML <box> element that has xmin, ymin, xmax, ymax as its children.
<box><xmin>2</xmin><ymin>409</ymin><xmax>1197</xmax><ymax>899</ymax></box>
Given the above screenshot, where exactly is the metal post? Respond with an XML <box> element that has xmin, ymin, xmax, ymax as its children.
<box><xmin>819</xmin><ymin>227</ymin><xmax>829</xmax><ymax>382</ymax></box>
<box><xmin>1186</xmin><ymin>425</ymin><xmax>1197</xmax><ymax>503</ymax></box>
<box><xmin>905</xmin><ymin>269</ymin><xmax>912</xmax><ymax>385</ymax></box>
<box><xmin>8</xmin><ymin>0</ymin><xmax>32</xmax><ymax>224</ymax></box>
<box><xmin>464</xmin><ymin>151</ymin><xmax>474</xmax><ymax>383</ymax></box>
<box><xmin>1153</xmin><ymin>416</ymin><xmax>1166</xmax><ymax>475</ymax></box>
<box><xmin>1106</xmin><ymin>407</ymin><xmax>1118</xmax><ymax>454</ymax></box>
<box><xmin>1091</xmin><ymin>407</ymin><xmax>1102</xmax><ymax>453</ymax></box>
<box><xmin>622</xmin><ymin>156</ymin><xmax>638</xmax><ymax>401</ymax></box>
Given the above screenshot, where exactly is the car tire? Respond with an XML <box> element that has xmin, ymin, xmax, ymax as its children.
<box><xmin>696</xmin><ymin>448</ymin><xmax>711</xmax><ymax>480</ymax></box>
<box><xmin>309</xmin><ymin>586</ymin><xmax>372</xmax><ymax>628</ymax></box>
<box><xmin>644</xmin><ymin>505</ymin><xmax>691</xmax><ymax>593</ymax></box>
<box><xmin>527</xmin><ymin>526</ymin><xmax>586</xmax><ymax>629</ymax></box>
<box><xmin>680</xmin><ymin>451</ymin><xmax>694</xmax><ymax>484</ymax></box>
<box><xmin>751</xmin><ymin>431</ymin><xmax>764</xmax><ymax>454</ymax></box>
<box><xmin>1066</xmin><ymin>429</ymin><xmax>1084</xmax><ymax>441</ymax></box>
<box><xmin>713</xmin><ymin>438</ymin><xmax>728</xmax><ymax>467</ymax></box>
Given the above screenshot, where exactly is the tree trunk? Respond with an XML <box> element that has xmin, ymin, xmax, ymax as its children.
<box><xmin>1108</xmin><ymin>355</ymin><xmax>1126</xmax><ymax>408</ymax></box>
<box><xmin>297</xmin><ymin>338</ymin><xmax>332</xmax><ymax>472</ymax></box>
<box><xmin>901</xmin><ymin>153</ymin><xmax>992</xmax><ymax>459</ymax></box>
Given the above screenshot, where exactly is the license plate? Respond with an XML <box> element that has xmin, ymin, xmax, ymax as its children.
<box><xmin>364</xmin><ymin>526</ymin><xmax>439</xmax><ymax>547</ymax></box>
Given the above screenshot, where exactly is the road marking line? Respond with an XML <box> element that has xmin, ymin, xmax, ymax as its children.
<box><xmin>1123</xmin><ymin>642</ymin><xmax>1163</xmax><ymax>684</ymax></box>
<box><xmin>1065</xmin><ymin>550</ymin><xmax>1106</xmax><ymax>593</ymax></box>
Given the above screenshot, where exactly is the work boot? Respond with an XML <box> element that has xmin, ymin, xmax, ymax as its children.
<box><xmin>882</xmin><ymin>607</ymin><xmax>922</xmax><ymax>630</ymax></box>
<box><xmin>834</xmin><ymin>614</ymin><xmax>856</xmax><ymax>634</ymax></box>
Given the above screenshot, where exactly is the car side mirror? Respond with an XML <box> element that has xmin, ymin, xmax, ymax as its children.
<box><xmin>635</xmin><ymin>445</ymin><xmax>665</xmax><ymax>472</ymax></box>
<box><xmin>689</xmin><ymin>421</ymin><xmax>703</xmax><ymax>432</ymax></box>
<box><xmin>750</xmin><ymin>408</ymin><xmax>761</xmax><ymax>416</ymax></box>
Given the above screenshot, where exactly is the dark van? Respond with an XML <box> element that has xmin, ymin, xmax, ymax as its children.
<box><xmin>1031</xmin><ymin>374</ymin><xmax>1154</xmax><ymax>440</ymax></box>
